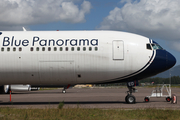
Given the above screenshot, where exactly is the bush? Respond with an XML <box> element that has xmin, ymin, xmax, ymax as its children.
<box><xmin>58</xmin><ymin>101</ymin><xmax>64</xmax><ymax>109</ymax></box>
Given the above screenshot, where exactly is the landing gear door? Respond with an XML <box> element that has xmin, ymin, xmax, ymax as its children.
<box><xmin>112</xmin><ymin>40</ymin><xmax>124</xmax><ymax>60</ymax></box>
<box><xmin>127</xmin><ymin>80</ymin><xmax>139</xmax><ymax>87</ymax></box>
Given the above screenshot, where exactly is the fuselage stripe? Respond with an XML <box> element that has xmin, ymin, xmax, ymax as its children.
<box><xmin>115</xmin><ymin>51</ymin><xmax>155</xmax><ymax>80</ymax></box>
<box><xmin>95</xmin><ymin>50</ymin><xmax>155</xmax><ymax>83</ymax></box>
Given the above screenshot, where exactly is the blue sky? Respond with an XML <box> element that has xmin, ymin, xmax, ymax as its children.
<box><xmin>29</xmin><ymin>0</ymin><xmax>121</xmax><ymax>31</ymax></box>
<box><xmin>0</xmin><ymin>0</ymin><xmax>180</xmax><ymax>65</ymax></box>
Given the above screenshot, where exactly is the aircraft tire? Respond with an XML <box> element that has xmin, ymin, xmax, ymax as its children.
<box><xmin>125</xmin><ymin>95</ymin><xmax>129</xmax><ymax>103</ymax></box>
<box><xmin>171</xmin><ymin>94</ymin><xmax>177</xmax><ymax>104</ymax></box>
<box><xmin>166</xmin><ymin>97</ymin><xmax>171</xmax><ymax>102</ymax></box>
<box><xmin>62</xmin><ymin>89</ymin><xmax>66</xmax><ymax>94</ymax></box>
<box><xmin>144</xmin><ymin>97</ymin><xmax>149</xmax><ymax>102</ymax></box>
<box><xmin>127</xmin><ymin>95</ymin><xmax>136</xmax><ymax>104</ymax></box>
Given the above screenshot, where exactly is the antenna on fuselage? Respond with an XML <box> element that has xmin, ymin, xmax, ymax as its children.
<box><xmin>22</xmin><ymin>27</ymin><xmax>27</xmax><ymax>31</ymax></box>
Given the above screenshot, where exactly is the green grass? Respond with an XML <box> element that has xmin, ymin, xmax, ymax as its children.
<box><xmin>0</xmin><ymin>108</ymin><xmax>180</xmax><ymax>120</ymax></box>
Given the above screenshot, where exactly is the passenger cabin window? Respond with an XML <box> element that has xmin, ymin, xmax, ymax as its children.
<box><xmin>54</xmin><ymin>47</ymin><xmax>57</xmax><ymax>51</ymax></box>
<box><xmin>30</xmin><ymin>47</ymin><xmax>33</xmax><ymax>51</ymax></box>
<box><xmin>1</xmin><ymin>47</ymin><xmax>4</xmax><ymax>51</ymax></box>
<box><xmin>42</xmin><ymin>47</ymin><xmax>45</xmax><ymax>51</ymax></box>
<box><xmin>36</xmin><ymin>47</ymin><xmax>39</xmax><ymax>51</ymax></box>
<box><xmin>146</xmin><ymin>44</ymin><xmax>152</xmax><ymax>50</ymax></box>
<box><xmin>65</xmin><ymin>47</ymin><xmax>68</xmax><ymax>51</ymax></box>
<box><xmin>89</xmin><ymin>47</ymin><xmax>92</xmax><ymax>51</ymax></box>
<box><xmin>83</xmin><ymin>47</ymin><xmax>86</xmax><ymax>51</ymax></box>
<box><xmin>95</xmin><ymin>47</ymin><xmax>98</xmax><ymax>51</ymax></box>
<box><xmin>77</xmin><ymin>47</ymin><xmax>80</xmax><ymax>51</ymax></box>
<box><xmin>19</xmin><ymin>47</ymin><xmax>22</xmax><ymax>51</ymax></box>
<box><xmin>71</xmin><ymin>47</ymin><xmax>74</xmax><ymax>51</ymax></box>
<box><xmin>13</xmin><ymin>47</ymin><xmax>16</xmax><ymax>51</ymax></box>
<box><xmin>48</xmin><ymin>47</ymin><xmax>51</xmax><ymax>51</ymax></box>
<box><xmin>7</xmin><ymin>47</ymin><xmax>10</xmax><ymax>52</ymax></box>
<box><xmin>60</xmin><ymin>47</ymin><xmax>63</xmax><ymax>51</ymax></box>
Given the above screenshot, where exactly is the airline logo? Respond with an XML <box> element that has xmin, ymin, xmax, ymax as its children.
<box><xmin>2</xmin><ymin>36</ymin><xmax>98</xmax><ymax>47</ymax></box>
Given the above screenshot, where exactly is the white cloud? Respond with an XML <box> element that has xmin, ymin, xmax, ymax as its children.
<box><xmin>0</xmin><ymin>0</ymin><xmax>91</xmax><ymax>30</ymax></box>
<box><xmin>98</xmin><ymin>0</ymin><xmax>180</xmax><ymax>51</ymax></box>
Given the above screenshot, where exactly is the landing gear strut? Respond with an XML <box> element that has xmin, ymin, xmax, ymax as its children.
<box><xmin>62</xmin><ymin>84</ymin><xmax>71</xmax><ymax>94</ymax></box>
<box><xmin>125</xmin><ymin>86</ymin><xmax>137</xmax><ymax>104</ymax></box>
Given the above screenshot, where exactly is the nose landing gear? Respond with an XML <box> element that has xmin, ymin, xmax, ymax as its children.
<box><xmin>125</xmin><ymin>86</ymin><xmax>137</xmax><ymax>104</ymax></box>
<box><xmin>125</xmin><ymin>81</ymin><xmax>139</xmax><ymax>104</ymax></box>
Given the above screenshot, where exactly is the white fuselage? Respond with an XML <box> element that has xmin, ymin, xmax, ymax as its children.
<box><xmin>0</xmin><ymin>31</ymin><xmax>167</xmax><ymax>86</ymax></box>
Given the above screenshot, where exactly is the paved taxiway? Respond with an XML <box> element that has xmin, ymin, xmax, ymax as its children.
<box><xmin>0</xmin><ymin>87</ymin><xmax>179</xmax><ymax>109</ymax></box>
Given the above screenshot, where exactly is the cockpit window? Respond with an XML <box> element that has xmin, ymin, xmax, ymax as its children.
<box><xmin>151</xmin><ymin>44</ymin><xmax>163</xmax><ymax>50</ymax></box>
<box><xmin>146</xmin><ymin>44</ymin><xmax>152</xmax><ymax>50</ymax></box>
<box><xmin>0</xmin><ymin>32</ymin><xmax>2</xmax><ymax>35</ymax></box>
<box><xmin>146</xmin><ymin>43</ymin><xmax>163</xmax><ymax>50</ymax></box>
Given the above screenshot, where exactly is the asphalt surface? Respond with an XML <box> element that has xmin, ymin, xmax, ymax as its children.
<box><xmin>0</xmin><ymin>87</ymin><xmax>179</xmax><ymax>109</ymax></box>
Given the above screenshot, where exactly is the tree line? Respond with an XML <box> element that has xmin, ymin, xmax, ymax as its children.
<box><xmin>140</xmin><ymin>76</ymin><xmax>180</xmax><ymax>84</ymax></box>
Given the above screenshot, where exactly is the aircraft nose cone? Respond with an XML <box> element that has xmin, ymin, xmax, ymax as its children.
<box><xmin>144</xmin><ymin>50</ymin><xmax>176</xmax><ymax>76</ymax></box>
<box><xmin>166</xmin><ymin>51</ymin><xmax>176</xmax><ymax>69</ymax></box>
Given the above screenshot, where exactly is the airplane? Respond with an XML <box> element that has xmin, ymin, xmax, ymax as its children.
<box><xmin>0</xmin><ymin>30</ymin><xmax>176</xmax><ymax>104</ymax></box>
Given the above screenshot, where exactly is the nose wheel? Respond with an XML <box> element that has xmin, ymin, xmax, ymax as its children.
<box><xmin>125</xmin><ymin>86</ymin><xmax>137</xmax><ymax>104</ymax></box>
<box><xmin>62</xmin><ymin>89</ymin><xmax>66</xmax><ymax>94</ymax></box>
<box><xmin>125</xmin><ymin>94</ymin><xmax>136</xmax><ymax>104</ymax></box>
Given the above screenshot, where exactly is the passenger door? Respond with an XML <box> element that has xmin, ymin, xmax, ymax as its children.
<box><xmin>112</xmin><ymin>40</ymin><xmax>124</xmax><ymax>60</ymax></box>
